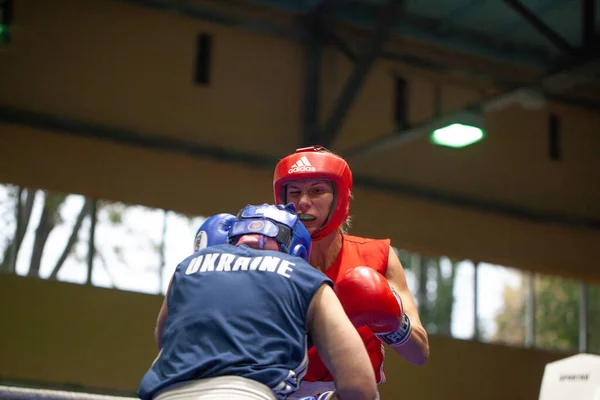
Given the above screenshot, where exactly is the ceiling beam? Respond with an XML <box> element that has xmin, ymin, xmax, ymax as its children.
<box><xmin>319</xmin><ymin>0</ymin><xmax>404</xmax><ymax>147</ymax></box>
<box><xmin>342</xmin><ymin>48</ymin><xmax>600</xmax><ymax>161</ymax></box>
<box><xmin>582</xmin><ymin>0</ymin><xmax>597</xmax><ymax>49</ymax></box>
<box><xmin>2</xmin><ymin>105</ymin><xmax>600</xmax><ymax>233</ymax></box>
<box><xmin>117</xmin><ymin>0</ymin><xmax>556</xmax><ymax>90</ymax></box>
<box><xmin>118</xmin><ymin>0</ymin><xmax>308</xmax><ymax>41</ymax></box>
<box><xmin>503</xmin><ymin>0</ymin><xmax>576</xmax><ymax>55</ymax></box>
<box><xmin>300</xmin><ymin>3</ymin><xmax>326</xmax><ymax>146</ymax></box>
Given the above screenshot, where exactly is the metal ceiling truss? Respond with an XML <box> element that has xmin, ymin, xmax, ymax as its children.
<box><xmin>317</xmin><ymin>0</ymin><xmax>405</xmax><ymax>148</ymax></box>
<box><xmin>119</xmin><ymin>0</ymin><xmax>308</xmax><ymax>41</ymax></box>
<box><xmin>299</xmin><ymin>1</ymin><xmax>326</xmax><ymax>147</ymax></box>
<box><xmin>343</xmin><ymin>0</ymin><xmax>600</xmax><ymax>160</ymax></box>
<box><xmin>341</xmin><ymin>52</ymin><xmax>600</xmax><ymax>161</ymax></box>
<box><xmin>1</xmin><ymin>1</ymin><xmax>598</xmax><ymax>261</ymax></box>
<box><xmin>119</xmin><ymin>1</ymin><xmax>536</xmax><ymax>93</ymax></box>
<box><xmin>299</xmin><ymin>0</ymin><xmax>407</xmax><ymax>148</ymax></box>
<box><xmin>503</xmin><ymin>0</ymin><xmax>577</xmax><ymax>55</ymax></box>
<box><xmin>502</xmin><ymin>0</ymin><xmax>599</xmax><ymax>70</ymax></box>
<box><xmin>118</xmin><ymin>1</ymin><xmax>599</xmax><ymax>139</ymax></box>
<box><xmin>582</xmin><ymin>0</ymin><xmax>596</xmax><ymax>48</ymax></box>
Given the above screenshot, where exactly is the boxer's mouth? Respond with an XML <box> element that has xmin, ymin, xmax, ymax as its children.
<box><xmin>299</xmin><ymin>214</ymin><xmax>316</xmax><ymax>221</ymax></box>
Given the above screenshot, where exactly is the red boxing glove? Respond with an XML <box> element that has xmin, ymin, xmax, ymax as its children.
<box><xmin>334</xmin><ymin>266</ymin><xmax>412</xmax><ymax>347</ymax></box>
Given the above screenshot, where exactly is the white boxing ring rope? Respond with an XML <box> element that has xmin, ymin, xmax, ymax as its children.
<box><xmin>0</xmin><ymin>385</ymin><xmax>137</xmax><ymax>400</ymax></box>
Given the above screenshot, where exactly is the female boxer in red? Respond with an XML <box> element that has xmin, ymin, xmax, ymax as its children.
<box><xmin>273</xmin><ymin>146</ymin><xmax>430</xmax><ymax>398</ymax></box>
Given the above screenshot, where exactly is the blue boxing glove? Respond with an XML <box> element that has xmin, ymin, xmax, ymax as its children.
<box><xmin>295</xmin><ymin>392</ymin><xmax>335</xmax><ymax>400</ymax></box>
<box><xmin>193</xmin><ymin>213</ymin><xmax>236</xmax><ymax>251</ymax></box>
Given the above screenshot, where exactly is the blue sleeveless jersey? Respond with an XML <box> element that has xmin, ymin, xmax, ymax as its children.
<box><xmin>137</xmin><ymin>244</ymin><xmax>332</xmax><ymax>400</ymax></box>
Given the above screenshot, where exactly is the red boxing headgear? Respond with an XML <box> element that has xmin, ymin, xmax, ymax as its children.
<box><xmin>273</xmin><ymin>146</ymin><xmax>353</xmax><ymax>241</ymax></box>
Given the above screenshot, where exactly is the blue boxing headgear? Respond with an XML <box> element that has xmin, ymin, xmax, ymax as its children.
<box><xmin>228</xmin><ymin>203</ymin><xmax>312</xmax><ymax>262</ymax></box>
<box><xmin>194</xmin><ymin>213</ymin><xmax>236</xmax><ymax>251</ymax></box>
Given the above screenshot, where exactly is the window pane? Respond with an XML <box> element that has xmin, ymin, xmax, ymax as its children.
<box><xmin>91</xmin><ymin>201</ymin><xmax>207</xmax><ymax>294</ymax></box>
<box><xmin>479</xmin><ymin>264</ymin><xmax>525</xmax><ymax>346</ymax></box>
<box><xmin>3</xmin><ymin>183</ymin><xmax>596</xmax><ymax>359</ymax></box>
<box><xmin>43</xmin><ymin>194</ymin><xmax>91</xmax><ymax>284</ymax></box>
<box><xmin>451</xmin><ymin>260</ymin><xmax>475</xmax><ymax>340</ymax></box>
<box><xmin>395</xmin><ymin>248</ymin><xmax>417</xmax><ymax>299</ymax></box>
<box><xmin>92</xmin><ymin>201</ymin><xmax>166</xmax><ymax>294</ymax></box>
<box><xmin>13</xmin><ymin>189</ymin><xmax>90</xmax><ymax>283</ymax></box>
<box><xmin>534</xmin><ymin>274</ymin><xmax>579</xmax><ymax>352</ymax></box>
<box><xmin>161</xmin><ymin>211</ymin><xmax>206</xmax><ymax>294</ymax></box>
<box><xmin>0</xmin><ymin>184</ymin><xmax>210</xmax><ymax>294</ymax></box>
<box><xmin>0</xmin><ymin>184</ymin><xmax>18</xmax><ymax>272</ymax></box>
<box><xmin>587</xmin><ymin>282</ymin><xmax>600</xmax><ymax>354</ymax></box>
<box><xmin>399</xmin><ymin>251</ymin><xmax>473</xmax><ymax>338</ymax></box>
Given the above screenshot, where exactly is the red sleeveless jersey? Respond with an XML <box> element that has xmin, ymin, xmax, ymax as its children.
<box><xmin>304</xmin><ymin>234</ymin><xmax>391</xmax><ymax>384</ymax></box>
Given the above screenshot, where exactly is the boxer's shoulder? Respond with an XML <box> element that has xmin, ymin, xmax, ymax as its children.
<box><xmin>342</xmin><ymin>234</ymin><xmax>390</xmax><ymax>246</ymax></box>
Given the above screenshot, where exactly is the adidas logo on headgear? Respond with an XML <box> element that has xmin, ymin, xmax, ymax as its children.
<box><xmin>288</xmin><ymin>156</ymin><xmax>316</xmax><ymax>173</ymax></box>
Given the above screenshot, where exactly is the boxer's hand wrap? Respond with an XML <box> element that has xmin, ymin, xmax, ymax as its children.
<box><xmin>375</xmin><ymin>283</ymin><xmax>412</xmax><ymax>347</ymax></box>
<box><xmin>375</xmin><ymin>310</ymin><xmax>412</xmax><ymax>347</ymax></box>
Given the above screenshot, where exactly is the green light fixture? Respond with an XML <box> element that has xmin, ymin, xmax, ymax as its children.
<box><xmin>0</xmin><ymin>0</ymin><xmax>13</xmax><ymax>44</ymax></box>
<box><xmin>430</xmin><ymin>123</ymin><xmax>485</xmax><ymax>148</ymax></box>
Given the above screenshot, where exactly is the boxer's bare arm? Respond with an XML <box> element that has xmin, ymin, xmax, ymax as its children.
<box><xmin>155</xmin><ymin>279</ymin><xmax>173</xmax><ymax>349</ymax></box>
<box><xmin>306</xmin><ymin>284</ymin><xmax>377</xmax><ymax>400</ymax></box>
<box><xmin>385</xmin><ymin>247</ymin><xmax>430</xmax><ymax>365</ymax></box>
<box><xmin>155</xmin><ymin>297</ymin><xmax>168</xmax><ymax>349</ymax></box>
